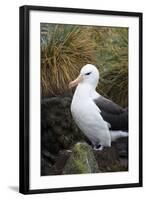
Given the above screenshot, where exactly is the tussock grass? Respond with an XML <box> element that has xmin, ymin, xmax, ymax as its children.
<box><xmin>41</xmin><ymin>24</ymin><xmax>96</xmax><ymax>97</ymax></box>
<box><xmin>96</xmin><ymin>28</ymin><xmax>128</xmax><ymax>107</ymax></box>
<box><xmin>98</xmin><ymin>65</ymin><xmax>128</xmax><ymax>107</ymax></box>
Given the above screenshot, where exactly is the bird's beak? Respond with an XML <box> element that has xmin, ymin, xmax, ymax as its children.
<box><xmin>69</xmin><ymin>75</ymin><xmax>83</xmax><ymax>88</ymax></box>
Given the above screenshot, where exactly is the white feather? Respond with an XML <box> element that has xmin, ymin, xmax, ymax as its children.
<box><xmin>110</xmin><ymin>131</ymin><xmax>128</xmax><ymax>141</ymax></box>
<box><xmin>71</xmin><ymin>83</ymin><xmax>111</xmax><ymax>147</ymax></box>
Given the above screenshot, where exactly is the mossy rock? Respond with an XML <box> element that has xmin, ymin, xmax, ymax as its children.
<box><xmin>63</xmin><ymin>142</ymin><xmax>100</xmax><ymax>174</ymax></box>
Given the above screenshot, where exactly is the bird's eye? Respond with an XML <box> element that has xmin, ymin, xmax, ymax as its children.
<box><xmin>85</xmin><ymin>72</ymin><xmax>91</xmax><ymax>75</ymax></box>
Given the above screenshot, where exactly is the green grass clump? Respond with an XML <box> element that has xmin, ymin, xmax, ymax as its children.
<box><xmin>41</xmin><ymin>24</ymin><xmax>96</xmax><ymax>97</ymax></box>
<box><xmin>98</xmin><ymin>65</ymin><xmax>128</xmax><ymax>107</ymax></box>
<box><xmin>95</xmin><ymin>28</ymin><xmax>128</xmax><ymax>107</ymax></box>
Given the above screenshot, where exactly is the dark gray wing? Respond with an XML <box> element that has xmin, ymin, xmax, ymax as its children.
<box><xmin>94</xmin><ymin>96</ymin><xmax>124</xmax><ymax>114</ymax></box>
<box><xmin>94</xmin><ymin>95</ymin><xmax>128</xmax><ymax>131</ymax></box>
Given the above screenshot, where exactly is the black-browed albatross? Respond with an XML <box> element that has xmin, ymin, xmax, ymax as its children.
<box><xmin>69</xmin><ymin>64</ymin><xmax>128</xmax><ymax>150</ymax></box>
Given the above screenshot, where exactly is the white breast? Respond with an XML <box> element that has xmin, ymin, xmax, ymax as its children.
<box><xmin>71</xmin><ymin>84</ymin><xmax>111</xmax><ymax>147</ymax></box>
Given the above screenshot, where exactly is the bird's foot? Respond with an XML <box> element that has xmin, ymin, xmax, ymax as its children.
<box><xmin>93</xmin><ymin>144</ymin><xmax>103</xmax><ymax>151</ymax></box>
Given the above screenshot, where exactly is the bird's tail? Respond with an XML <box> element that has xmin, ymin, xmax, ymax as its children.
<box><xmin>110</xmin><ymin>131</ymin><xmax>128</xmax><ymax>142</ymax></box>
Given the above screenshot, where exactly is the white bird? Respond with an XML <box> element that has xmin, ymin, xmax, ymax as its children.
<box><xmin>69</xmin><ymin>64</ymin><xmax>128</xmax><ymax>150</ymax></box>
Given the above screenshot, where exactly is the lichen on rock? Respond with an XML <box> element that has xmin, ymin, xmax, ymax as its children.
<box><xmin>63</xmin><ymin>142</ymin><xmax>100</xmax><ymax>174</ymax></box>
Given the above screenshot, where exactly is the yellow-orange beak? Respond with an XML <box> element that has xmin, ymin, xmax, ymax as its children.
<box><xmin>69</xmin><ymin>75</ymin><xmax>83</xmax><ymax>88</ymax></box>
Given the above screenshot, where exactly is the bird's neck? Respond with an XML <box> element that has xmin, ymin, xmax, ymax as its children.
<box><xmin>74</xmin><ymin>83</ymin><xmax>96</xmax><ymax>100</ymax></box>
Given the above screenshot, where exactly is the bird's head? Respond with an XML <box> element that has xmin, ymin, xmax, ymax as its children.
<box><xmin>69</xmin><ymin>64</ymin><xmax>99</xmax><ymax>89</ymax></box>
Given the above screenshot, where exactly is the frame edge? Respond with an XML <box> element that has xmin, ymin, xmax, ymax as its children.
<box><xmin>19</xmin><ymin>5</ymin><xmax>30</xmax><ymax>194</ymax></box>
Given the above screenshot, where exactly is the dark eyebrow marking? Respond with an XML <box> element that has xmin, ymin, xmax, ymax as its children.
<box><xmin>85</xmin><ymin>72</ymin><xmax>91</xmax><ymax>75</ymax></box>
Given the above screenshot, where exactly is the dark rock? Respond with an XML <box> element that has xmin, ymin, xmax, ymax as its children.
<box><xmin>41</xmin><ymin>97</ymin><xmax>86</xmax><ymax>153</ymax></box>
<box><xmin>41</xmin><ymin>156</ymin><xmax>54</xmax><ymax>176</ymax></box>
<box><xmin>53</xmin><ymin>150</ymin><xmax>72</xmax><ymax>174</ymax></box>
<box><xmin>41</xmin><ymin>150</ymin><xmax>72</xmax><ymax>176</ymax></box>
<box><xmin>114</xmin><ymin>137</ymin><xmax>128</xmax><ymax>158</ymax></box>
<box><xmin>94</xmin><ymin>137</ymin><xmax>128</xmax><ymax>172</ymax></box>
<box><xmin>63</xmin><ymin>142</ymin><xmax>100</xmax><ymax>174</ymax></box>
<box><xmin>42</xmin><ymin>150</ymin><xmax>56</xmax><ymax>164</ymax></box>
